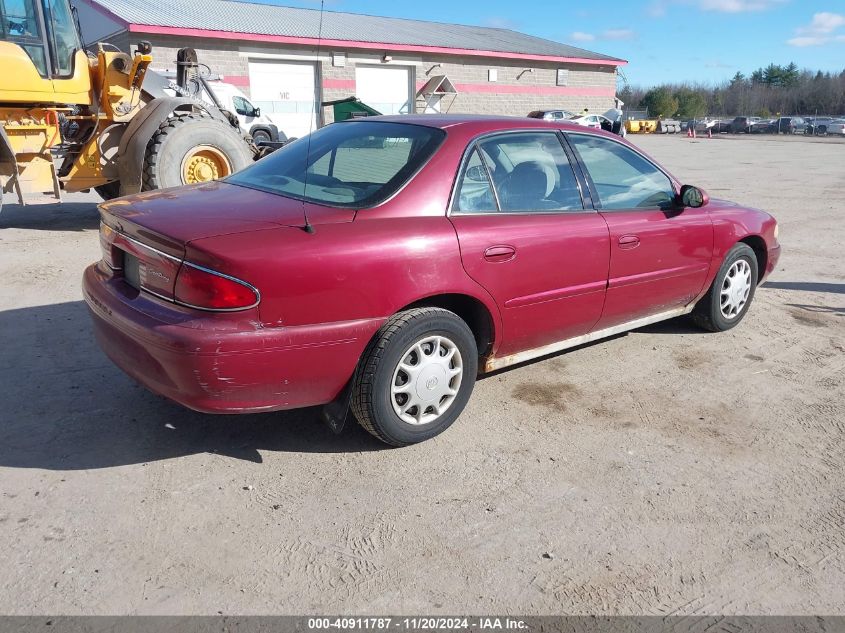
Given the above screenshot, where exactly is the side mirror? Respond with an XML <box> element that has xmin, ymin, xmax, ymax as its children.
<box><xmin>679</xmin><ymin>184</ymin><xmax>709</xmax><ymax>208</ymax></box>
<box><xmin>252</xmin><ymin>107</ymin><xmax>261</xmax><ymax>117</ymax></box>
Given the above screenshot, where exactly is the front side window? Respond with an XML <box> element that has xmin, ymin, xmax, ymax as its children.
<box><xmin>1</xmin><ymin>0</ymin><xmax>48</xmax><ymax>76</ymax></box>
<box><xmin>568</xmin><ymin>133</ymin><xmax>676</xmax><ymax>210</ymax></box>
<box><xmin>228</xmin><ymin>121</ymin><xmax>445</xmax><ymax>208</ymax></box>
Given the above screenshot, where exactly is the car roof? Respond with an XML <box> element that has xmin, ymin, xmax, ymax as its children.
<box><xmin>348</xmin><ymin>114</ymin><xmax>588</xmax><ymax>134</ymax></box>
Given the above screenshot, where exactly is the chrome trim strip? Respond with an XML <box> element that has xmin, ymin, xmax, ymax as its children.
<box><xmin>108</xmin><ymin>227</ymin><xmax>260</xmax><ymax>312</ymax></box>
<box><xmin>484</xmin><ymin>304</ymin><xmax>695</xmax><ymax>372</ymax></box>
<box><xmin>118</xmin><ymin>233</ymin><xmax>183</xmax><ymax>263</ymax></box>
<box><xmin>138</xmin><ymin>286</ymin><xmax>174</xmax><ymax>304</ymax></box>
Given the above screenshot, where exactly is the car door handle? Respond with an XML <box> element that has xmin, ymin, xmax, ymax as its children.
<box><xmin>483</xmin><ymin>245</ymin><xmax>516</xmax><ymax>263</ymax></box>
<box><xmin>618</xmin><ymin>235</ymin><xmax>640</xmax><ymax>249</ymax></box>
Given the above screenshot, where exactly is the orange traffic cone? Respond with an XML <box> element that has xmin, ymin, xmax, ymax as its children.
<box><xmin>687</xmin><ymin>126</ymin><xmax>693</xmax><ymax>138</ymax></box>
<box><xmin>708</xmin><ymin>128</ymin><xmax>712</xmax><ymax>139</ymax></box>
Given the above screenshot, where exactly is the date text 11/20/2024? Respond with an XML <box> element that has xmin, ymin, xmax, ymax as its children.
<box><xmin>307</xmin><ymin>617</ymin><xmax>529</xmax><ymax>630</ymax></box>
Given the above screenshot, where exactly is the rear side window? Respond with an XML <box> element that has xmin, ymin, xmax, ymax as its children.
<box><xmin>568</xmin><ymin>133</ymin><xmax>676</xmax><ymax>210</ymax></box>
<box><xmin>454</xmin><ymin>149</ymin><xmax>496</xmax><ymax>213</ymax></box>
<box><xmin>228</xmin><ymin>121</ymin><xmax>445</xmax><ymax>208</ymax></box>
<box><xmin>453</xmin><ymin>132</ymin><xmax>584</xmax><ymax>213</ymax></box>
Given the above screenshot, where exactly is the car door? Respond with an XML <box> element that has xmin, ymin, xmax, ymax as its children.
<box><xmin>566</xmin><ymin>132</ymin><xmax>714</xmax><ymax>330</ymax></box>
<box><xmin>449</xmin><ymin>131</ymin><xmax>610</xmax><ymax>357</ymax></box>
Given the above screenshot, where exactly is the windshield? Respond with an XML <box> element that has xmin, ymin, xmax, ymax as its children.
<box><xmin>1</xmin><ymin>0</ymin><xmax>48</xmax><ymax>75</ymax></box>
<box><xmin>228</xmin><ymin>121</ymin><xmax>446</xmax><ymax>208</ymax></box>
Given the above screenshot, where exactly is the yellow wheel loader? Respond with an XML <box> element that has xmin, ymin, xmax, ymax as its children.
<box><xmin>0</xmin><ymin>0</ymin><xmax>256</xmax><ymax>207</ymax></box>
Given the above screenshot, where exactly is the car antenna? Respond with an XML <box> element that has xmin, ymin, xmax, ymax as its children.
<box><xmin>300</xmin><ymin>0</ymin><xmax>325</xmax><ymax>234</ymax></box>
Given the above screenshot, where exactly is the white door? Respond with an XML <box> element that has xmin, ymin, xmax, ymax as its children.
<box><xmin>355</xmin><ymin>65</ymin><xmax>413</xmax><ymax>115</ymax></box>
<box><xmin>248</xmin><ymin>60</ymin><xmax>318</xmax><ymax>139</ymax></box>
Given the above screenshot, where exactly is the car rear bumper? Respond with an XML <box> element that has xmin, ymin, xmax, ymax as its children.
<box><xmin>83</xmin><ymin>264</ymin><xmax>383</xmax><ymax>414</ymax></box>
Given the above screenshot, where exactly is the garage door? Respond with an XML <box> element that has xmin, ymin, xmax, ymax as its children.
<box><xmin>355</xmin><ymin>65</ymin><xmax>413</xmax><ymax>115</ymax></box>
<box><xmin>248</xmin><ymin>60</ymin><xmax>318</xmax><ymax>139</ymax></box>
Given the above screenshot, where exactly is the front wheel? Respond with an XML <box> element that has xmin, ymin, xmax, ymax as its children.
<box><xmin>351</xmin><ymin>308</ymin><xmax>478</xmax><ymax>446</ymax></box>
<box><xmin>691</xmin><ymin>243</ymin><xmax>758</xmax><ymax>332</ymax></box>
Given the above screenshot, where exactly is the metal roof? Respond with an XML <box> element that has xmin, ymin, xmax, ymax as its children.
<box><xmin>88</xmin><ymin>0</ymin><xmax>625</xmax><ymax>63</ymax></box>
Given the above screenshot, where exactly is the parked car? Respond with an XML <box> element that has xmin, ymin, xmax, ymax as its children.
<box><xmin>567</xmin><ymin>113</ymin><xmax>606</xmax><ymax>129</ymax></box>
<box><xmin>805</xmin><ymin>117</ymin><xmax>835</xmax><ymax>135</ymax></box>
<box><xmin>528</xmin><ymin>109</ymin><xmax>576</xmax><ymax>121</ymax></box>
<box><xmin>748</xmin><ymin>119</ymin><xmax>776</xmax><ymax>134</ymax></box>
<box><xmin>83</xmin><ymin>116</ymin><xmax>781</xmax><ymax>446</ymax></box>
<box><xmin>711</xmin><ymin>119</ymin><xmax>733</xmax><ymax>133</ymax></box>
<box><xmin>730</xmin><ymin>116</ymin><xmax>760</xmax><ymax>133</ymax></box>
<box><xmin>771</xmin><ymin>116</ymin><xmax>807</xmax><ymax>134</ymax></box>
<box><xmin>825</xmin><ymin>119</ymin><xmax>845</xmax><ymax>135</ymax></box>
<box><xmin>691</xmin><ymin>118</ymin><xmax>719</xmax><ymax>133</ymax></box>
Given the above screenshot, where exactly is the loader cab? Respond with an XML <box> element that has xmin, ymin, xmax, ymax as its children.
<box><xmin>1</xmin><ymin>0</ymin><xmax>81</xmax><ymax>78</ymax></box>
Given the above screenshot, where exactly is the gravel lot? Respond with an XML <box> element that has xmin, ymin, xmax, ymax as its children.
<box><xmin>0</xmin><ymin>133</ymin><xmax>843</xmax><ymax>615</ymax></box>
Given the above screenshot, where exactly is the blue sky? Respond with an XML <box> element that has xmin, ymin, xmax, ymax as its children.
<box><xmin>251</xmin><ymin>0</ymin><xmax>845</xmax><ymax>86</ymax></box>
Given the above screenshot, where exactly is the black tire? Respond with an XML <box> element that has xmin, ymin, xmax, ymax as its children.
<box><xmin>250</xmin><ymin>129</ymin><xmax>272</xmax><ymax>144</ymax></box>
<box><xmin>691</xmin><ymin>243</ymin><xmax>758</xmax><ymax>332</ymax></box>
<box><xmin>94</xmin><ymin>181</ymin><xmax>122</xmax><ymax>201</ymax></box>
<box><xmin>351</xmin><ymin>307</ymin><xmax>478</xmax><ymax>447</ymax></box>
<box><xmin>142</xmin><ymin>112</ymin><xmax>253</xmax><ymax>191</ymax></box>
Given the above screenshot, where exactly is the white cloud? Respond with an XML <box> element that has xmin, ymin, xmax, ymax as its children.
<box><xmin>787</xmin><ymin>12</ymin><xmax>845</xmax><ymax>47</ymax></box>
<box><xmin>649</xmin><ymin>0</ymin><xmax>784</xmax><ymax>14</ymax></box>
<box><xmin>602</xmin><ymin>29</ymin><xmax>637</xmax><ymax>40</ymax></box>
<box><xmin>699</xmin><ymin>0</ymin><xmax>784</xmax><ymax>12</ymax></box>
<box><xmin>569</xmin><ymin>29</ymin><xmax>637</xmax><ymax>43</ymax></box>
<box><xmin>482</xmin><ymin>16</ymin><xmax>520</xmax><ymax>30</ymax></box>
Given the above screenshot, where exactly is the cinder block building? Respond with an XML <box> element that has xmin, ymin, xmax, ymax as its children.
<box><xmin>77</xmin><ymin>0</ymin><xmax>626</xmax><ymax>139</ymax></box>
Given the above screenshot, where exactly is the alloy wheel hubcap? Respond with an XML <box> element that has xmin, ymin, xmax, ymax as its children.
<box><xmin>720</xmin><ymin>259</ymin><xmax>752</xmax><ymax>319</ymax></box>
<box><xmin>391</xmin><ymin>335</ymin><xmax>463</xmax><ymax>425</ymax></box>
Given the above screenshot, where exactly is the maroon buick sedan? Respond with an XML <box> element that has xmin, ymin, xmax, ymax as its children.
<box><xmin>84</xmin><ymin>116</ymin><xmax>780</xmax><ymax>446</ymax></box>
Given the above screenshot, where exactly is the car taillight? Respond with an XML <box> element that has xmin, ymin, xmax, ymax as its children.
<box><xmin>174</xmin><ymin>263</ymin><xmax>259</xmax><ymax>311</ymax></box>
<box><xmin>99</xmin><ymin>222</ymin><xmax>121</xmax><ymax>270</ymax></box>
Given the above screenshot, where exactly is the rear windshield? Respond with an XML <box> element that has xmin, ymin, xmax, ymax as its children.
<box><xmin>227</xmin><ymin>121</ymin><xmax>445</xmax><ymax>208</ymax></box>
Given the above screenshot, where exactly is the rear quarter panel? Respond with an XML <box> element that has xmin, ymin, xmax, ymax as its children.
<box><xmin>186</xmin><ymin>216</ymin><xmax>502</xmax><ymax>336</ymax></box>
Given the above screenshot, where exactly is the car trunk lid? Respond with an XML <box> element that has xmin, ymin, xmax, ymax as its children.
<box><xmin>98</xmin><ymin>180</ymin><xmax>353</xmax><ymax>300</ymax></box>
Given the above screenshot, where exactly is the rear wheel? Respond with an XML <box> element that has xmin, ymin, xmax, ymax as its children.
<box><xmin>691</xmin><ymin>243</ymin><xmax>758</xmax><ymax>332</ymax></box>
<box><xmin>142</xmin><ymin>113</ymin><xmax>253</xmax><ymax>191</ymax></box>
<box><xmin>351</xmin><ymin>308</ymin><xmax>478</xmax><ymax>446</ymax></box>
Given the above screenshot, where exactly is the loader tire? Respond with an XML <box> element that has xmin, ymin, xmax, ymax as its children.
<box><xmin>94</xmin><ymin>181</ymin><xmax>122</xmax><ymax>201</ymax></box>
<box><xmin>142</xmin><ymin>113</ymin><xmax>253</xmax><ymax>191</ymax></box>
